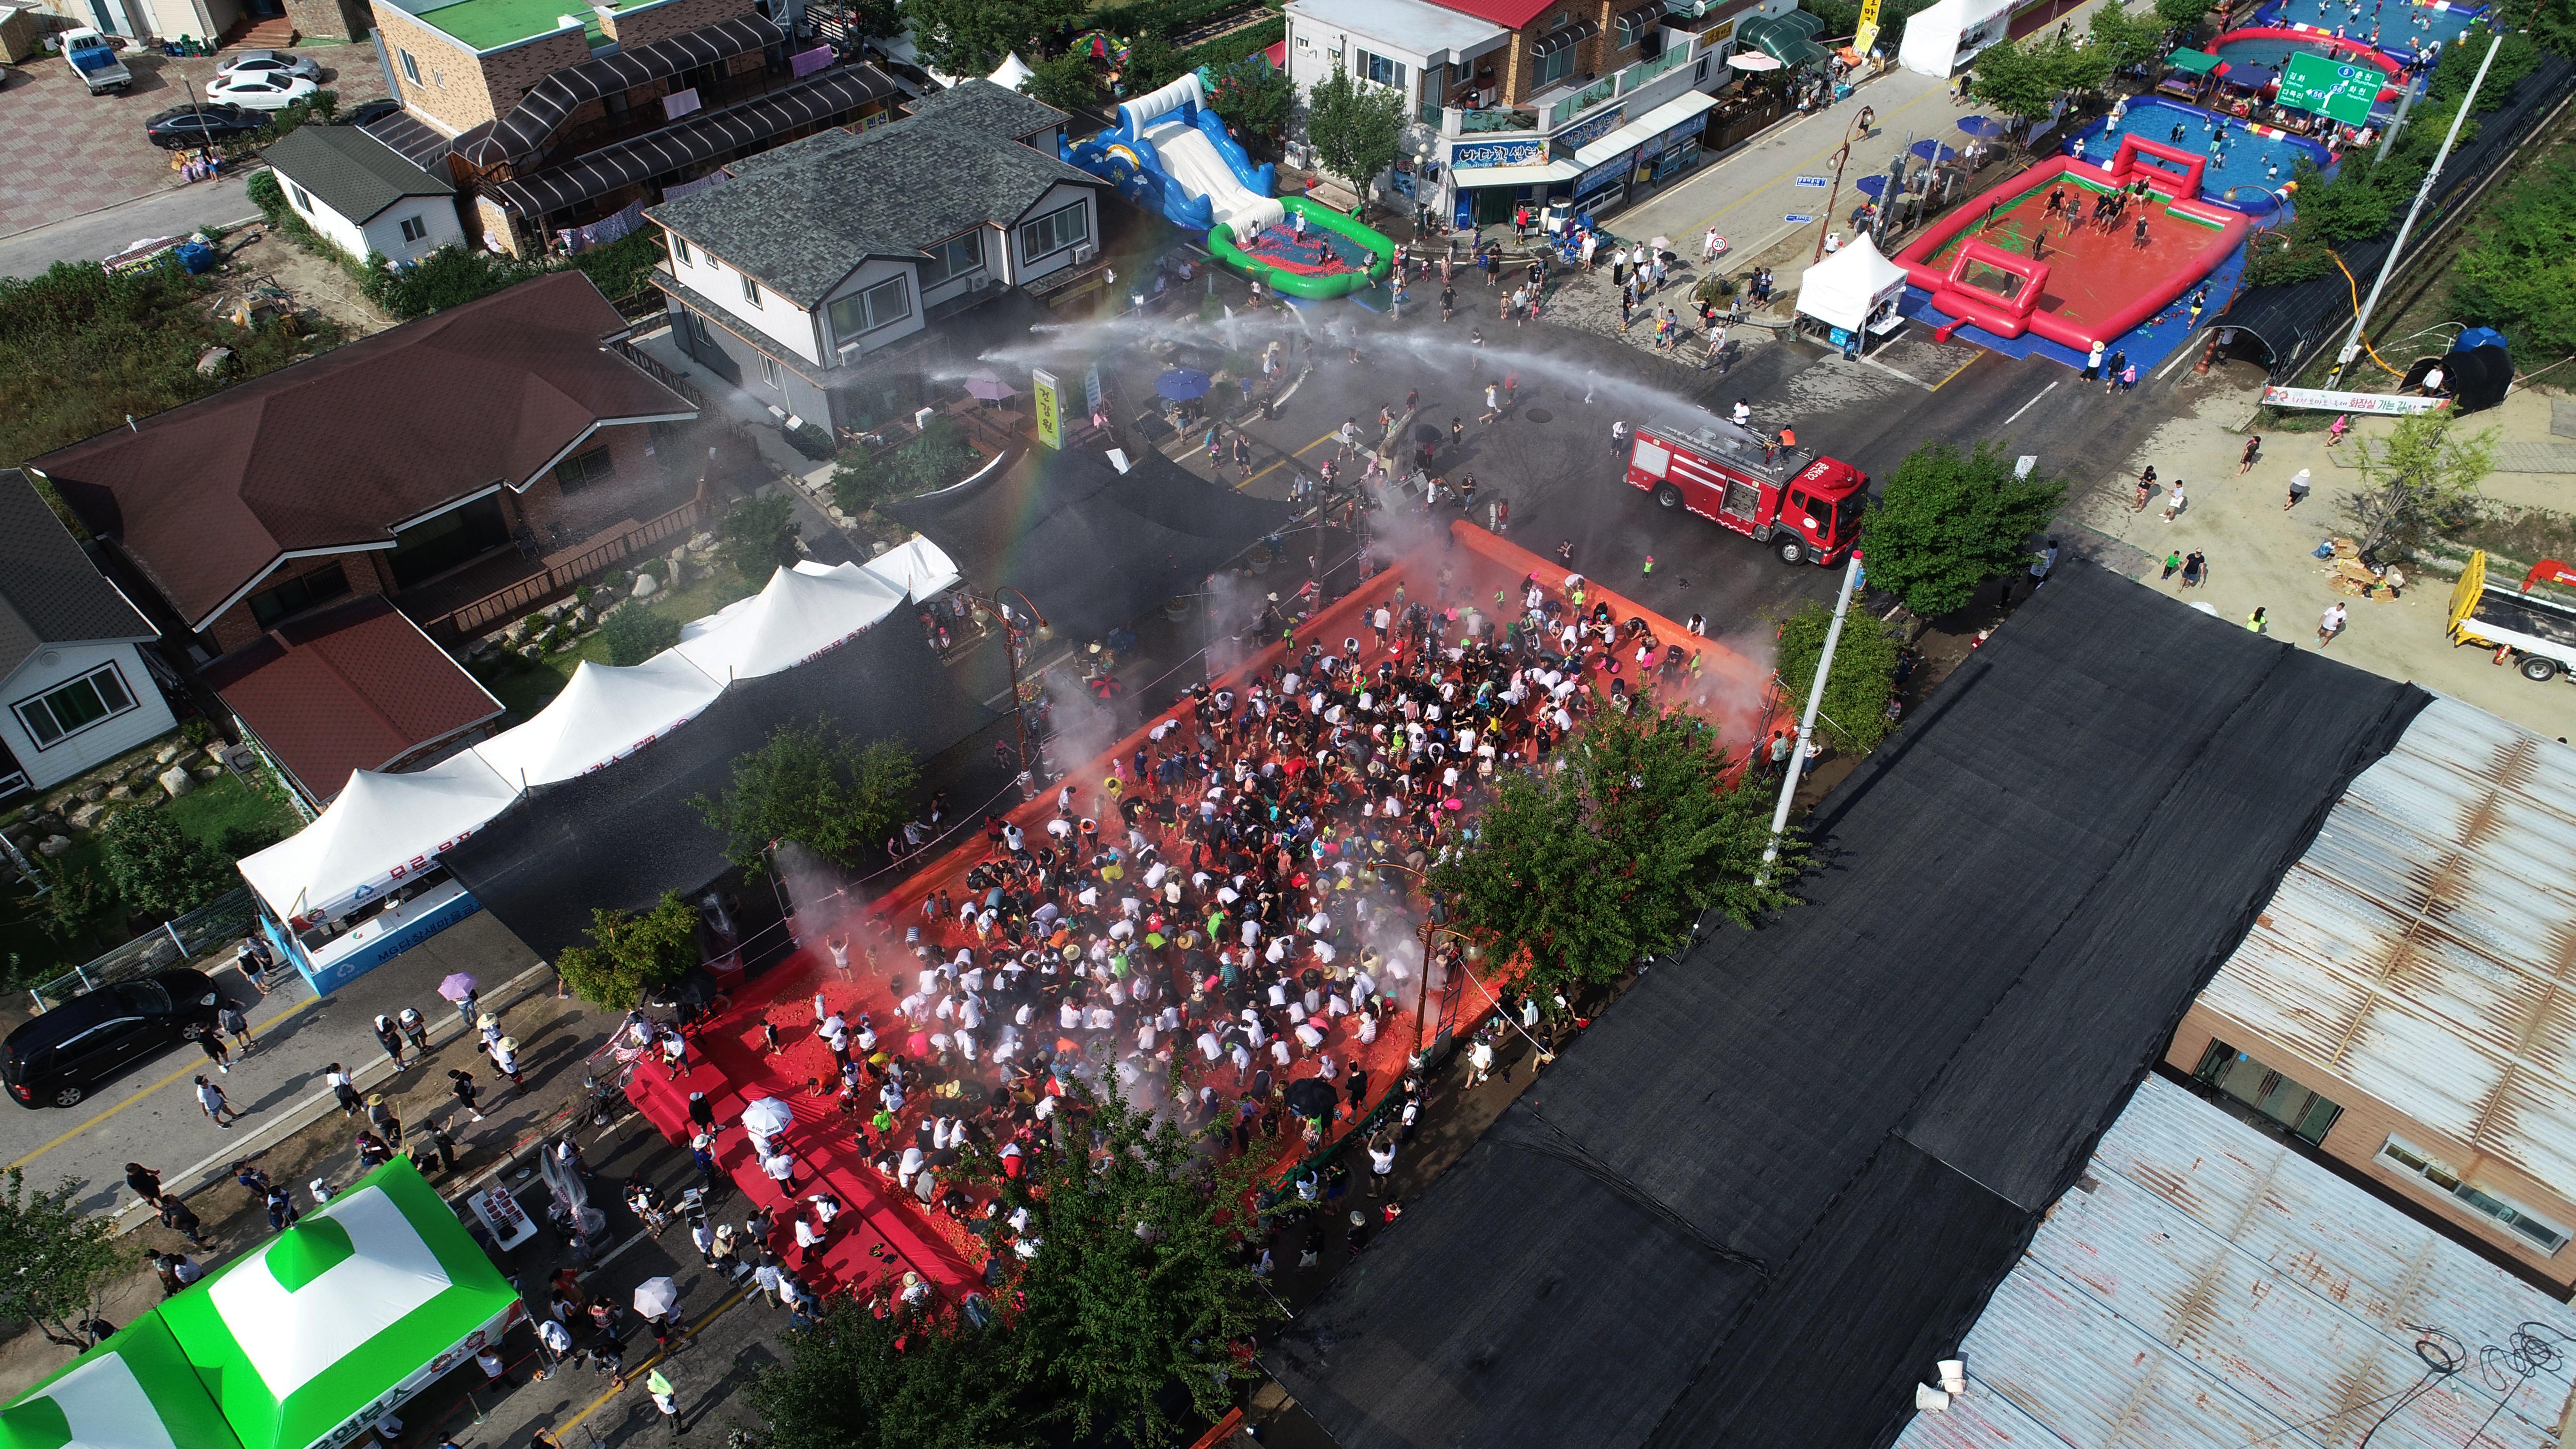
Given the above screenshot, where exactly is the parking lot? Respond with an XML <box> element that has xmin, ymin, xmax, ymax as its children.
<box><xmin>0</xmin><ymin>37</ymin><xmax>388</xmax><ymax>239</ymax></box>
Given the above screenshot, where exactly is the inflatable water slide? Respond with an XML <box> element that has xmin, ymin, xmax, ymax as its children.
<box><xmin>1063</xmin><ymin>71</ymin><xmax>1393</xmax><ymax>300</ymax></box>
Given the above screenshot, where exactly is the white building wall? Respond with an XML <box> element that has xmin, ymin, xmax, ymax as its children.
<box><xmin>817</xmin><ymin>256</ymin><xmax>926</xmax><ymax>359</ymax></box>
<box><xmin>1283</xmin><ymin>14</ymin><xmax>1431</xmax><ymax>113</ymax></box>
<box><xmin>0</xmin><ymin>644</ymin><xmax>177</xmax><ymax>792</ymax></box>
<box><xmin>357</xmin><ymin>197</ymin><xmax>466</xmax><ymax>266</ymax></box>
<box><xmin>668</xmin><ymin>237</ymin><xmax>828</xmax><ymax>365</ymax></box>
<box><xmin>1008</xmin><ymin>184</ymin><xmax>1095</xmax><ymax>284</ymax></box>
<box><xmin>278</xmin><ymin>175</ymin><xmax>377</xmax><ymax>263</ymax></box>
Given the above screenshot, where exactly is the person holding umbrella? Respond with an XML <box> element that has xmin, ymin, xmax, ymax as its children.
<box><xmin>439</xmin><ymin>975</ymin><xmax>479</xmax><ymax>1031</ymax></box>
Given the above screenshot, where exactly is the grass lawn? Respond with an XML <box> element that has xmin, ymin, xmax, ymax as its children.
<box><xmin>0</xmin><ymin>771</ymin><xmax>300</xmax><ymax>989</ymax></box>
<box><xmin>469</xmin><ymin>567</ymin><xmax>765</xmax><ymax>723</ymax></box>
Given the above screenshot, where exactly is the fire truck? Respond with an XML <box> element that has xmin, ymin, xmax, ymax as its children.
<box><xmin>1622</xmin><ymin>419</ymin><xmax>1869</xmax><ymax>566</ymax></box>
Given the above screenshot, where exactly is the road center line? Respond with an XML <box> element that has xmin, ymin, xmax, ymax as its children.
<box><xmin>2001</xmin><ymin>381</ymin><xmax>2060</xmax><ymax>427</ymax></box>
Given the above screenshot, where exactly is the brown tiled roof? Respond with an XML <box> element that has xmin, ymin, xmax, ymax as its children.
<box><xmin>204</xmin><ymin>595</ymin><xmax>502</xmax><ymax>802</ymax></box>
<box><xmin>29</xmin><ymin>272</ymin><xmax>698</xmax><ymax>629</ymax></box>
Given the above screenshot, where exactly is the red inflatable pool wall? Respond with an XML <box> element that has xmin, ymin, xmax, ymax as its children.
<box><xmin>2210</xmin><ymin>26</ymin><xmax>2404</xmax><ymax>99</ymax></box>
<box><xmin>1893</xmin><ymin>147</ymin><xmax>2252</xmax><ymax>352</ymax></box>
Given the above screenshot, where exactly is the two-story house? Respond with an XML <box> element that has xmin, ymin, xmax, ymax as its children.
<box><xmin>25</xmin><ymin>272</ymin><xmax>699</xmax><ymax>682</ymax></box>
<box><xmin>1285</xmin><ymin>0</ymin><xmax>1807</xmax><ymax>226</ymax></box>
<box><xmin>646</xmin><ymin>80</ymin><xmax>1109</xmax><ymax>435</ymax></box>
<box><xmin>361</xmin><ymin>0</ymin><xmax>901</xmax><ymax>255</ymax></box>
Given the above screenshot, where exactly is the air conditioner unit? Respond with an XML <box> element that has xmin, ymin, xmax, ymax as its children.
<box><xmin>1075</xmin><ymin>243</ymin><xmax>1096</xmax><ymax>264</ymax></box>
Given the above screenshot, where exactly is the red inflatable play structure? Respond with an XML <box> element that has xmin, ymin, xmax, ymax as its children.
<box><xmin>2211</xmin><ymin>25</ymin><xmax>2405</xmax><ymax>100</ymax></box>
<box><xmin>1895</xmin><ymin>135</ymin><xmax>2251</xmax><ymax>352</ymax></box>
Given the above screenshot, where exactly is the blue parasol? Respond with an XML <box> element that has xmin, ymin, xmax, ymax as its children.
<box><xmin>1910</xmin><ymin>139</ymin><xmax>1959</xmax><ymax>161</ymax></box>
<box><xmin>1957</xmin><ymin>114</ymin><xmax>2007</xmax><ymax>137</ymax></box>
<box><xmin>1156</xmin><ymin>367</ymin><xmax>1212</xmax><ymax>401</ymax></box>
<box><xmin>1854</xmin><ymin>174</ymin><xmax>1888</xmax><ymax>198</ymax></box>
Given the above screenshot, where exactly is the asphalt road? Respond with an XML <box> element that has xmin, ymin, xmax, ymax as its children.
<box><xmin>0</xmin><ymin>172</ymin><xmax>257</xmax><ymax>278</ymax></box>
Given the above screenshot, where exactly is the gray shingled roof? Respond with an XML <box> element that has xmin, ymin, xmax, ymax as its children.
<box><xmin>0</xmin><ymin>470</ymin><xmax>153</xmax><ymax>685</ymax></box>
<box><xmin>264</xmin><ymin>124</ymin><xmax>455</xmax><ymax>226</ymax></box>
<box><xmin>645</xmin><ymin>106</ymin><xmax>1102</xmax><ymax>308</ymax></box>
<box><xmin>901</xmin><ymin>77</ymin><xmax>1066</xmax><ymax>139</ymax></box>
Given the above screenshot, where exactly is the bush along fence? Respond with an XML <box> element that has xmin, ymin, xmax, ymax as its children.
<box><xmin>29</xmin><ymin>886</ymin><xmax>258</xmax><ymax>1014</ymax></box>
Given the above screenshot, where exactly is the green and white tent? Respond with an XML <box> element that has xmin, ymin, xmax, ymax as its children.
<box><xmin>5</xmin><ymin>1161</ymin><xmax>519</xmax><ymax>1449</ymax></box>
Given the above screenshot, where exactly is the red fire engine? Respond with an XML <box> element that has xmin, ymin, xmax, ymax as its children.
<box><xmin>1622</xmin><ymin>419</ymin><xmax>1868</xmax><ymax>566</ymax></box>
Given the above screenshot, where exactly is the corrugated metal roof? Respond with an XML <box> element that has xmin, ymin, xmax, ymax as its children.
<box><xmin>1896</xmin><ymin>1075</ymin><xmax>2576</xmax><ymax>1449</ymax></box>
<box><xmin>2195</xmin><ymin>695</ymin><xmax>2576</xmax><ymax>1202</ymax></box>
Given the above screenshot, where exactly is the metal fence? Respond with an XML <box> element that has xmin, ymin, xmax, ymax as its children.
<box><xmin>29</xmin><ymin>886</ymin><xmax>259</xmax><ymax>1012</ymax></box>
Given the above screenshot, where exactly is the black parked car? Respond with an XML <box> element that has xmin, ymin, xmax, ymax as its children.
<box><xmin>338</xmin><ymin>97</ymin><xmax>402</xmax><ymax>128</ymax></box>
<box><xmin>144</xmin><ymin>104</ymin><xmax>263</xmax><ymax>149</ymax></box>
<box><xmin>3</xmin><ymin>969</ymin><xmax>224</xmax><ymax>1109</ymax></box>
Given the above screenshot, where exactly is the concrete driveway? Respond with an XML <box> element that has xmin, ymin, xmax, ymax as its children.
<box><xmin>0</xmin><ymin>38</ymin><xmax>387</xmax><ymax>242</ymax></box>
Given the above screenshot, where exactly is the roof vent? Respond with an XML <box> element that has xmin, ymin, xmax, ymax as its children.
<box><xmin>1915</xmin><ymin>1385</ymin><xmax>1951</xmax><ymax>1413</ymax></box>
<box><xmin>1938</xmin><ymin>1359</ymin><xmax>1966</xmax><ymax>1396</ymax></box>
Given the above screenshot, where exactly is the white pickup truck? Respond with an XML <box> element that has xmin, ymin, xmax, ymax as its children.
<box><xmin>62</xmin><ymin>27</ymin><xmax>132</xmax><ymax>94</ymax></box>
<box><xmin>2448</xmin><ymin>550</ymin><xmax>2576</xmax><ymax>683</ymax></box>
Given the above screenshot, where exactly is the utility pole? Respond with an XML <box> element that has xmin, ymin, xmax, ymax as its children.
<box><xmin>1758</xmin><ymin>548</ymin><xmax>1862</xmax><ymax>885</ymax></box>
<box><xmin>2376</xmin><ymin>71</ymin><xmax>2422</xmax><ymax>161</ymax></box>
<box><xmin>2331</xmin><ymin>31</ymin><xmax>2501</xmax><ymax>385</ymax></box>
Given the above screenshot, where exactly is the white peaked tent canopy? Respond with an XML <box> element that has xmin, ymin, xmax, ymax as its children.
<box><xmin>1793</xmin><ymin>234</ymin><xmax>1910</xmax><ymax>332</ymax></box>
<box><xmin>238</xmin><ymin>751</ymin><xmax>517</xmax><ymax>925</ymax></box>
<box><xmin>674</xmin><ymin>559</ymin><xmax>908</xmax><ymax>681</ymax></box>
<box><xmin>864</xmin><ymin>535</ymin><xmax>963</xmax><ymax>602</ymax></box>
<box><xmin>989</xmin><ymin>51</ymin><xmax>1036</xmax><ymax>90</ymax></box>
<box><xmin>471</xmin><ymin>652</ymin><xmax>725</xmax><ymax>790</ymax></box>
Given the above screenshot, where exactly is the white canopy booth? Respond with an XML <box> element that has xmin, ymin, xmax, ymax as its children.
<box><xmin>1793</xmin><ymin>235</ymin><xmax>1911</xmax><ymax>355</ymax></box>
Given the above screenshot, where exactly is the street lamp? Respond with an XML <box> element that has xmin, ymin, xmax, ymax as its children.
<box><xmin>960</xmin><ymin>586</ymin><xmax>1051</xmax><ymax>790</ymax></box>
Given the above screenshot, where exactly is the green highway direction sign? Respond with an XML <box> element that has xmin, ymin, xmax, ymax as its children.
<box><xmin>2276</xmin><ymin>51</ymin><xmax>2381</xmax><ymax>125</ymax></box>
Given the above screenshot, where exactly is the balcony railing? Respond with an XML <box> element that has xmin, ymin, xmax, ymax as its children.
<box><xmin>613</xmin><ymin>336</ymin><xmax>705</xmax><ymax>409</ymax></box>
<box><xmin>1536</xmin><ymin>74</ymin><xmax>1618</xmax><ymax>129</ymax></box>
<box><xmin>1619</xmin><ymin>43</ymin><xmax>1691</xmax><ymax>92</ymax></box>
<box><xmin>426</xmin><ymin>494</ymin><xmax>710</xmax><ymax>639</ymax></box>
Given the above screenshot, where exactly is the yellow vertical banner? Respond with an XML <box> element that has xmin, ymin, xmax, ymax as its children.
<box><xmin>1853</xmin><ymin>0</ymin><xmax>1883</xmax><ymax>56</ymax></box>
<box><xmin>1031</xmin><ymin>367</ymin><xmax>1062</xmax><ymax>449</ymax></box>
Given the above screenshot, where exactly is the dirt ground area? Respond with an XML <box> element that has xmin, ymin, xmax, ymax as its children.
<box><xmin>213</xmin><ymin>225</ymin><xmax>395</xmax><ymax>338</ymax></box>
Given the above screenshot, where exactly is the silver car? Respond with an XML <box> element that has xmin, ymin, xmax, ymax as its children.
<box><xmin>216</xmin><ymin>48</ymin><xmax>322</xmax><ymax>81</ymax></box>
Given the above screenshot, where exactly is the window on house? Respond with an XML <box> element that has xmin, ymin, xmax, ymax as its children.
<box><xmin>1356</xmin><ymin>48</ymin><xmax>1405</xmax><ymax>89</ymax></box>
<box><xmin>388</xmin><ymin>496</ymin><xmax>510</xmax><ymax>587</ymax></box>
<box><xmin>2191</xmin><ymin>1040</ymin><xmax>2343</xmax><ymax>1146</ymax></box>
<box><xmin>553</xmin><ymin>444</ymin><xmax>614</xmax><ymax>493</ymax></box>
<box><xmin>2377</xmin><ymin>1136</ymin><xmax>2571</xmax><ymax>1254</ymax></box>
<box><xmin>246</xmin><ymin>561</ymin><xmax>351</xmax><ymax>628</ymax></box>
<box><xmin>921</xmin><ymin>231</ymin><xmax>984</xmax><ymax>287</ymax></box>
<box><xmin>14</xmin><ymin>664</ymin><xmax>138</xmax><ymax>749</ymax></box>
<box><xmin>741</xmin><ymin>274</ymin><xmax>761</xmax><ymax>306</ymax></box>
<box><xmin>398</xmin><ymin>47</ymin><xmax>419</xmax><ymax>84</ymax></box>
<box><xmin>1536</xmin><ymin>43</ymin><xmax>1576</xmax><ymax>86</ymax></box>
<box><xmin>400</xmin><ymin>216</ymin><xmax>428</xmax><ymax>242</ymax></box>
<box><xmin>672</xmin><ymin>234</ymin><xmax>692</xmax><ymax>266</ymax></box>
<box><xmin>828</xmin><ymin>274</ymin><xmax>911</xmax><ymax>342</ymax></box>
<box><xmin>758</xmin><ymin>354</ymin><xmax>781</xmax><ymax>390</ymax></box>
<box><xmin>287</xmin><ymin>182</ymin><xmax>313</xmax><ymax>212</ymax></box>
<box><xmin>1017</xmin><ymin>201</ymin><xmax>1089</xmax><ymax>262</ymax></box>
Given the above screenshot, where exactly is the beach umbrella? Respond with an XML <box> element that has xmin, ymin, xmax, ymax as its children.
<box><xmin>1910</xmin><ymin>139</ymin><xmax>1958</xmax><ymax>162</ymax></box>
<box><xmin>1729</xmin><ymin>51</ymin><xmax>1782</xmax><ymax>69</ymax></box>
<box><xmin>1957</xmin><ymin>114</ymin><xmax>2006</xmax><ymax>137</ymax></box>
<box><xmin>741</xmin><ymin>1096</ymin><xmax>794</xmax><ymax>1137</ymax></box>
<box><xmin>437</xmin><ymin>973</ymin><xmax>478</xmax><ymax>1002</ymax></box>
<box><xmin>963</xmin><ymin>370</ymin><xmax>1014</xmax><ymax>400</ymax></box>
<box><xmin>633</xmin><ymin>1277</ymin><xmax>681</xmax><ymax>1317</ymax></box>
<box><xmin>1648</xmin><ymin>235</ymin><xmax>1672</xmax><ymax>250</ymax></box>
<box><xmin>1854</xmin><ymin>174</ymin><xmax>1888</xmax><ymax>198</ymax></box>
<box><xmin>1156</xmin><ymin>367</ymin><xmax>1212</xmax><ymax>400</ymax></box>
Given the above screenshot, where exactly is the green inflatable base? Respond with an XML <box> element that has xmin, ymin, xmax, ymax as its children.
<box><xmin>1208</xmin><ymin>194</ymin><xmax>1397</xmax><ymax>300</ymax></box>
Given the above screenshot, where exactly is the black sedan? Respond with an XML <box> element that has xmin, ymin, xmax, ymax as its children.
<box><xmin>144</xmin><ymin>104</ymin><xmax>263</xmax><ymax>149</ymax></box>
<box><xmin>2</xmin><ymin>968</ymin><xmax>226</xmax><ymax>1109</ymax></box>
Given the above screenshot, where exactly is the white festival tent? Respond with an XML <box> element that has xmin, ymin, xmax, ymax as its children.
<box><xmin>989</xmin><ymin>52</ymin><xmax>1037</xmax><ymax>91</ymax></box>
<box><xmin>471</xmin><ymin>651</ymin><xmax>726</xmax><ymax>790</ymax></box>
<box><xmin>673</xmin><ymin>558</ymin><xmax>909</xmax><ymax>680</ymax></box>
<box><xmin>239</xmin><ymin>540</ymin><xmax>955</xmax><ymax>927</ymax></box>
<box><xmin>1793</xmin><ymin>234</ymin><xmax>1910</xmax><ymax>333</ymax></box>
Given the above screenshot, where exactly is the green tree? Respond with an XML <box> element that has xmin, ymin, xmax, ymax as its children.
<box><xmin>554</xmin><ymin>892</ymin><xmax>704</xmax><ymax>1009</ymax></box>
<box><xmin>752</xmin><ymin>1300</ymin><xmax>1033</xmax><ymax>1449</ymax></box>
<box><xmin>1120</xmin><ymin>28</ymin><xmax>1183</xmax><ymax>96</ymax></box>
<box><xmin>846</xmin><ymin>0</ymin><xmax>905</xmax><ymax>41</ymax></box>
<box><xmin>1773</xmin><ymin>602</ymin><xmax>1903</xmax><ymax>754</ymax></box>
<box><xmin>2532</xmin><ymin>0</ymin><xmax>2576</xmax><ymax>57</ymax></box>
<box><xmin>2151</xmin><ymin>0</ymin><xmax>2212</xmax><ymax>35</ymax></box>
<box><xmin>0</xmin><ymin>1169</ymin><xmax>140</xmax><ymax>1349</ymax></box>
<box><xmin>1303</xmin><ymin>61</ymin><xmax>1406</xmax><ymax>198</ymax></box>
<box><xmin>2087</xmin><ymin>2</ymin><xmax>2169</xmax><ymax>74</ymax></box>
<box><xmin>2343</xmin><ymin>412</ymin><xmax>2493</xmax><ymax>557</ymax></box>
<box><xmin>98</xmin><ymin>808</ymin><xmax>233</xmax><ymax>919</ymax></box>
<box><xmin>1860</xmin><ymin>440</ymin><xmax>2066</xmax><ymax>618</ymax></box>
<box><xmin>365</xmin><ymin>246</ymin><xmax>536</xmax><ymax>320</ymax></box>
<box><xmin>893</xmin><ymin>416</ymin><xmax>977</xmax><ymax>494</ymax></box>
<box><xmin>1206</xmin><ymin>53</ymin><xmax>1294</xmax><ymax>141</ymax></box>
<box><xmin>721</xmin><ymin>492</ymin><xmax>801</xmax><ymax>582</ymax></box>
<box><xmin>988</xmin><ymin>1079</ymin><xmax>1272</xmax><ymax>1445</ymax></box>
<box><xmin>2451</xmin><ymin>158</ymin><xmax>2576</xmax><ymax>359</ymax></box>
<box><xmin>1965</xmin><ymin>37</ymin><xmax>2067</xmax><ymax>137</ymax></box>
<box><xmin>1430</xmin><ymin>702</ymin><xmax>1800</xmax><ymax>995</ymax></box>
<box><xmin>692</xmin><ymin>717</ymin><xmax>919</xmax><ymax>870</ymax></box>
<box><xmin>832</xmin><ymin>443</ymin><xmax>896</xmax><ymax>515</ymax></box>
<box><xmin>904</xmin><ymin>0</ymin><xmax>1083</xmax><ymax>78</ymax></box>
<box><xmin>1022</xmin><ymin>48</ymin><xmax>1106</xmax><ymax>111</ymax></box>
<box><xmin>600</xmin><ymin>602</ymin><xmax>682</xmax><ymax>666</ymax></box>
